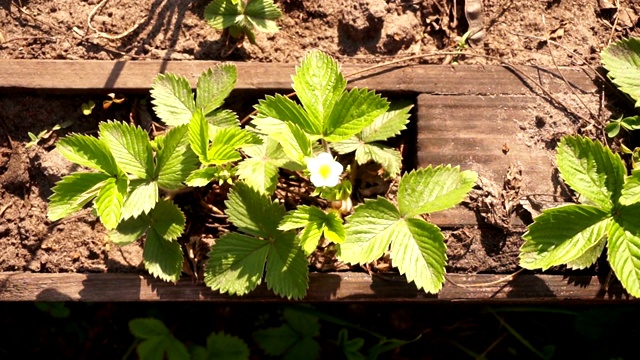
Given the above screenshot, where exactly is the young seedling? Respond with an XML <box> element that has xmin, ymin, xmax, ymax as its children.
<box><xmin>204</xmin><ymin>0</ymin><xmax>282</xmax><ymax>54</ymax></box>
<box><xmin>520</xmin><ymin>135</ymin><xmax>640</xmax><ymax>297</ymax></box>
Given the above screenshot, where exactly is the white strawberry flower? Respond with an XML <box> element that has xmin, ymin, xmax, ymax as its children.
<box><xmin>307</xmin><ymin>152</ymin><xmax>343</xmax><ymax>188</ymax></box>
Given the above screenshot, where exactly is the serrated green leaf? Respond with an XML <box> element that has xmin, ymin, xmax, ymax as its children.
<box><xmin>207</xmin><ymin>109</ymin><xmax>240</xmax><ymax>128</ymax></box>
<box><xmin>212</xmin><ymin>127</ymin><xmax>262</xmax><ymax>149</ymax></box>
<box><xmin>331</xmin><ymin>137</ymin><xmax>361</xmax><ymax>155</ymax></box>
<box><xmin>390</xmin><ymin>218</ymin><xmax>446</xmax><ymax>293</ymax></box>
<box><xmin>601</xmin><ymin>37</ymin><xmax>640</xmax><ymax>107</ymax></box>
<box><xmin>520</xmin><ymin>205</ymin><xmax>611</xmax><ymax>270</ymax></box>
<box><xmin>130</xmin><ymin>318</ymin><xmax>170</xmax><ymax>339</ymax></box>
<box><xmin>149</xmin><ymin>199</ymin><xmax>185</xmax><ymax>241</ymax></box>
<box><xmin>143</xmin><ymin>228</ymin><xmax>184</xmax><ymax>282</ymax></box>
<box><xmin>95</xmin><ymin>177</ymin><xmax>127</xmax><ymax>230</ymax></box>
<box><xmin>620</xmin><ymin>170</ymin><xmax>640</xmax><ymax>206</ymax></box>
<box><xmin>255</xmin><ymin>94</ymin><xmax>320</xmax><ymax>135</ymax></box>
<box><xmin>207</xmin><ymin>144</ymin><xmax>242</xmax><ymax>165</ymax></box>
<box><xmin>99</xmin><ymin>121</ymin><xmax>154</xmax><ymax>179</ymax></box>
<box><xmin>225</xmin><ymin>182</ymin><xmax>286</xmax><ymax>238</ymax></box>
<box><xmin>204</xmin><ymin>232</ymin><xmax>270</xmax><ymax>296</ymax></box>
<box><xmin>266</xmin><ymin>233</ymin><xmax>309</xmax><ymax>299</ymax></box>
<box><xmin>110</xmin><ymin>215</ymin><xmax>149</xmax><ymax>246</ymax></box>
<box><xmin>56</xmin><ymin>134</ymin><xmax>119</xmax><ymax>176</ymax></box>
<box><xmin>237</xmin><ymin>158</ymin><xmax>280</xmax><ymax>195</ymax></box>
<box><xmin>292</xmin><ymin>51</ymin><xmax>347</xmax><ymax>126</ymax></box>
<box><xmin>254</xmin><ymin>308</ymin><xmax>319</xmax><ymax>359</ymax></box>
<box><xmin>324</xmin><ymin>88</ymin><xmax>389</xmax><ymax>142</ymax></box>
<box><xmin>398</xmin><ymin>166</ymin><xmax>477</xmax><ymax>217</ymax></box>
<box><xmin>243</xmin><ymin>136</ymin><xmax>290</xmax><ymax>167</ymax></box>
<box><xmin>121</xmin><ymin>180</ymin><xmax>159</xmax><ymax>219</ymax></box>
<box><xmin>355</xmin><ymin>143</ymin><xmax>403</xmax><ymax>178</ymax></box>
<box><xmin>253</xmin><ymin>118</ymin><xmax>311</xmax><ymax>165</ymax></box>
<box><xmin>254</xmin><ymin>324</ymin><xmax>300</xmax><ymax>357</ymax></box>
<box><xmin>185</xmin><ymin>167</ymin><xmax>219</xmax><ymax>187</ymax></box>
<box><xmin>196</xmin><ymin>65</ymin><xmax>237</xmax><ymax>115</ymax></box>
<box><xmin>205</xmin><ymin>0</ymin><xmax>243</xmax><ymax>30</ymax></box>
<box><xmin>279</xmin><ymin>206</ymin><xmax>345</xmax><ymax>254</ymax></box>
<box><xmin>608</xmin><ymin>204</ymin><xmax>640</xmax><ymax>297</ymax></box>
<box><xmin>48</xmin><ymin>172</ymin><xmax>111</xmax><ymax>221</ymax></box>
<box><xmin>189</xmin><ymin>110</ymin><xmax>210</xmax><ymax>164</ymax></box>
<box><xmin>557</xmin><ymin>136</ymin><xmax>625</xmax><ymax>210</ymax></box>
<box><xmin>358</xmin><ymin>102</ymin><xmax>412</xmax><ymax>142</ymax></box>
<box><xmin>339</xmin><ymin>197</ymin><xmax>401</xmax><ymax>264</ymax></box>
<box><xmin>202</xmin><ymin>332</ymin><xmax>250</xmax><ymax>360</ymax></box>
<box><xmin>567</xmin><ymin>236</ymin><xmax>607</xmax><ymax>270</ymax></box>
<box><xmin>244</xmin><ymin>0</ymin><xmax>282</xmax><ymax>33</ymax></box>
<box><xmin>156</xmin><ymin>125</ymin><xmax>199</xmax><ymax>190</ymax></box>
<box><xmin>151</xmin><ymin>73</ymin><xmax>196</xmax><ymax>126</ymax></box>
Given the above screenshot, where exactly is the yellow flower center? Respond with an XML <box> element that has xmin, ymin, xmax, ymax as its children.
<box><xmin>319</xmin><ymin>164</ymin><xmax>332</xmax><ymax>179</ymax></box>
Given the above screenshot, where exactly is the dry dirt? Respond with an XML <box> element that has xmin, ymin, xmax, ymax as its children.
<box><xmin>1</xmin><ymin>0</ymin><xmax>638</xmax><ymax>277</ymax></box>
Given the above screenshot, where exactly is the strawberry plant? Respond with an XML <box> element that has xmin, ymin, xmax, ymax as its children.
<box><xmin>205</xmin><ymin>0</ymin><xmax>282</xmax><ymax>47</ymax></box>
<box><xmin>520</xmin><ymin>135</ymin><xmax>640</xmax><ymax>297</ymax></box>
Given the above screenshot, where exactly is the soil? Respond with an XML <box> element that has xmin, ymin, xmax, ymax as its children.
<box><xmin>1</xmin><ymin>1</ymin><xmax>638</xmax><ymax>277</ymax></box>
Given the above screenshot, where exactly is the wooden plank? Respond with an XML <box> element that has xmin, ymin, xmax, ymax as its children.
<box><xmin>416</xmin><ymin>94</ymin><xmax>572</xmax><ymax>227</ymax></box>
<box><xmin>0</xmin><ymin>60</ymin><xmax>597</xmax><ymax>95</ymax></box>
<box><xmin>0</xmin><ymin>272</ymin><xmax>632</xmax><ymax>302</ymax></box>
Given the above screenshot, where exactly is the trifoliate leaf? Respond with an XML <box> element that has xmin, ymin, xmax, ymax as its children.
<box><xmin>48</xmin><ymin>172</ymin><xmax>111</xmax><ymax>221</ymax></box>
<box><xmin>151</xmin><ymin>72</ymin><xmax>196</xmax><ymax>126</ymax></box>
<box><xmin>358</xmin><ymin>102</ymin><xmax>412</xmax><ymax>142</ymax></box>
<box><xmin>292</xmin><ymin>51</ymin><xmax>346</xmax><ymax>126</ymax></box>
<box><xmin>149</xmin><ymin>199</ymin><xmax>185</xmax><ymax>241</ymax></box>
<box><xmin>185</xmin><ymin>167</ymin><xmax>219</xmax><ymax>187</ymax></box>
<box><xmin>196</xmin><ymin>64</ymin><xmax>237</xmax><ymax>115</ymax></box>
<box><xmin>390</xmin><ymin>218</ymin><xmax>446</xmax><ymax>294</ymax></box>
<box><xmin>608</xmin><ymin>203</ymin><xmax>640</xmax><ymax>297</ymax></box>
<box><xmin>620</xmin><ymin>170</ymin><xmax>640</xmax><ymax>206</ymax></box>
<box><xmin>279</xmin><ymin>206</ymin><xmax>345</xmax><ymax>254</ymax></box>
<box><xmin>205</xmin><ymin>232</ymin><xmax>270</xmax><ymax>296</ymax></box>
<box><xmin>56</xmin><ymin>134</ymin><xmax>119</xmax><ymax>176</ymax></box>
<box><xmin>121</xmin><ymin>179</ymin><xmax>159</xmax><ymax>219</ymax></box>
<box><xmin>567</xmin><ymin>236</ymin><xmax>607</xmax><ymax>270</ymax></box>
<box><xmin>244</xmin><ymin>0</ymin><xmax>283</xmax><ymax>33</ymax></box>
<box><xmin>557</xmin><ymin>136</ymin><xmax>625</xmax><ymax>210</ymax></box>
<box><xmin>206</xmin><ymin>109</ymin><xmax>240</xmax><ymax>128</ymax></box>
<box><xmin>225</xmin><ymin>182</ymin><xmax>286</xmax><ymax>238</ymax></box>
<box><xmin>156</xmin><ymin>124</ymin><xmax>199</xmax><ymax>190</ymax></box>
<box><xmin>339</xmin><ymin>197</ymin><xmax>401</xmax><ymax>264</ymax></box>
<box><xmin>110</xmin><ymin>215</ymin><xmax>149</xmax><ymax>246</ymax></box>
<box><xmin>324</xmin><ymin>88</ymin><xmax>389</xmax><ymax>142</ymax></box>
<box><xmin>398</xmin><ymin>166</ymin><xmax>477</xmax><ymax>218</ymax></box>
<box><xmin>265</xmin><ymin>233</ymin><xmax>309</xmax><ymax>300</ymax></box>
<box><xmin>143</xmin><ymin>228</ymin><xmax>184</xmax><ymax>282</ymax></box>
<box><xmin>601</xmin><ymin>37</ymin><xmax>640</xmax><ymax>107</ymax></box>
<box><xmin>189</xmin><ymin>110</ymin><xmax>210</xmax><ymax>164</ymax></box>
<box><xmin>520</xmin><ymin>205</ymin><xmax>611</xmax><ymax>270</ymax></box>
<box><xmin>94</xmin><ymin>176</ymin><xmax>127</xmax><ymax>230</ymax></box>
<box><xmin>211</xmin><ymin>127</ymin><xmax>261</xmax><ymax>149</ymax></box>
<box><xmin>129</xmin><ymin>318</ymin><xmax>169</xmax><ymax>339</ymax></box>
<box><xmin>130</xmin><ymin>318</ymin><xmax>190</xmax><ymax>360</ymax></box>
<box><xmin>99</xmin><ymin>121</ymin><xmax>154</xmax><ymax>180</ymax></box>
<box><xmin>355</xmin><ymin>143</ymin><xmax>403</xmax><ymax>178</ymax></box>
<box><xmin>237</xmin><ymin>158</ymin><xmax>280</xmax><ymax>195</ymax></box>
<box><xmin>199</xmin><ymin>332</ymin><xmax>250</xmax><ymax>360</ymax></box>
<box><xmin>205</xmin><ymin>0</ymin><xmax>243</xmax><ymax>30</ymax></box>
<box><xmin>255</xmin><ymin>94</ymin><xmax>320</xmax><ymax>135</ymax></box>
<box><xmin>254</xmin><ymin>308</ymin><xmax>320</xmax><ymax>360</ymax></box>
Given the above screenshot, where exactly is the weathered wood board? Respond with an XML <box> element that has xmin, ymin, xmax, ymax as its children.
<box><xmin>0</xmin><ymin>272</ymin><xmax>630</xmax><ymax>302</ymax></box>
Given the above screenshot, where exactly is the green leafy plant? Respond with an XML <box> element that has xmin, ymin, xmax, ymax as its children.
<box><xmin>520</xmin><ymin>135</ymin><xmax>640</xmax><ymax>297</ymax></box>
<box><xmin>205</xmin><ymin>0</ymin><xmax>282</xmax><ymax>45</ymax></box>
<box><xmin>254</xmin><ymin>308</ymin><xmax>321</xmax><ymax>360</ymax></box>
<box><xmin>128</xmin><ymin>318</ymin><xmax>249</xmax><ymax>360</ymax></box>
<box><xmin>337</xmin><ymin>166</ymin><xmax>477</xmax><ymax>293</ymax></box>
<box><xmin>601</xmin><ymin>37</ymin><xmax>640</xmax><ymax>107</ymax></box>
<box><xmin>605</xmin><ymin>115</ymin><xmax>640</xmax><ymax>137</ymax></box>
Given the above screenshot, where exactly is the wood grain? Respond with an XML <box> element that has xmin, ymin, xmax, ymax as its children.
<box><xmin>0</xmin><ymin>60</ymin><xmax>597</xmax><ymax>95</ymax></box>
<box><xmin>0</xmin><ymin>272</ymin><xmax>632</xmax><ymax>302</ymax></box>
